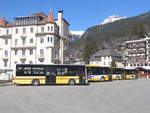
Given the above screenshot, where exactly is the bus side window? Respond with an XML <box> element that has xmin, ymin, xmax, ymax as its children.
<box><xmin>46</xmin><ymin>72</ymin><xmax>51</xmax><ymax>76</ymax></box>
<box><xmin>32</xmin><ymin>67</ymin><xmax>45</xmax><ymax>76</ymax></box>
<box><xmin>23</xmin><ymin>67</ymin><xmax>32</xmax><ymax>76</ymax></box>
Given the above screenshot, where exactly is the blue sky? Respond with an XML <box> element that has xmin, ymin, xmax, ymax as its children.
<box><xmin>0</xmin><ymin>0</ymin><xmax>150</xmax><ymax>31</ymax></box>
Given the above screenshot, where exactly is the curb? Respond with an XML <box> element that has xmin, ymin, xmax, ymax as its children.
<box><xmin>0</xmin><ymin>83</ymin><xmax>14</xmax><ymax>86</ymax></box>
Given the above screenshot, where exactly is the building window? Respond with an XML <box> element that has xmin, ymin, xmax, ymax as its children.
<box><xmin>41</xmin><ymin>27</ymin><xmax>44</xmax><ymax>33</ymax></box>
<box><xmin>6</xmin><ymin>29</ymin><xmax>9</xmax><ymax>35</ymax></box>
<box><xmin>30</xmin><ymin>27</ymin><xmax>34</xmax><ymax>33</ymax></box>
<box><xmin>40</xmin><ymin>38</ymin><xmax>44</xmax><ymax>43</ymax></box>
<box><xmin>47</xmin><ymin>37</ymin><xmax>50</xmax><ymax>42</ymax></box>
<box><xmin>48</xmin><ymin>26</ymin><xmax>50</xmax><ymax>31</ymax></box>
<box><xmin>51</xmin><ymin>37</ymin><xmax>53</xmax><ymax>42</ymax></box>
<box><xmin>16</xmin><ymin>28</ymin><xmax>18</xmax><ymax>34</ymax></box>
<box><xmin>40</xmin><ymin>49</ymin><xmax>44</xmax><ymax>57</ymax></box>
<box><xmin>4</xmin><ymin>50</ymin><xmax>8</xmax><ymax>57</ymax></box>
<box><xmin>30</xmin><ymin>38</ymin><xmax>33</xmax><ymax>43</ymax></box>
<box><xmin>15</xmin><ymin>50</ymin><xmax>18</xmax><ymax>55</ymax></box>
<box><xmin>22</xmin><ymin>50</ymin><xmax>25</xmax><ymax>56</ymax></box>
<box><xmin>51</xmin><ymin>26</ymin><xmax>53</xmax><ymax>32</ymax></box>
<box><xmin>5</xmin><ymin>39</ymin><xmax>8</xmax><ymax>45</ymax></box>
<box><xmin>15</xmin><ymin>39</ymin><xmax>18</xmax><ymax>46</ymax></box>
<box><xmin>22</xmin><ymin>38</ymin><xmax>26</xmax><ymax>46</ymax></box>
<box><xmin>30</xmin><ymin>49</ymin><xmax>33</xmax><ymax>55</ymax></box>
<box><xmin>4</xmin><ymin>61</ymin><xmax>8</xmax><ymax>67</ymax></box>
<box><xmin>23</xmin><ymin>28</ymin><xmax>26</xmax><ymax>34</ymax></box>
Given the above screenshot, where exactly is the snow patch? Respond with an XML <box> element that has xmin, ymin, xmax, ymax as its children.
<box><xmin>101</xmin><ymin>15</ymin><xmax>127</xmax><ymax>25</ymax></box>
<box><xmin>70</xmin><ymin>31</ymin><xmax>84</xmax><ymax>36</ymax></box>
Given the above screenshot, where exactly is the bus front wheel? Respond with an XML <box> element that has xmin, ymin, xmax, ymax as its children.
<box><xmin>69</xmin><ymin>79</ymin><xmax>76</xmax><ymax>85</ymax></box>
<box><xmin>32</xmin><ymin>79</ymin><xmax>40</xmax><ymax>86</ymax></box>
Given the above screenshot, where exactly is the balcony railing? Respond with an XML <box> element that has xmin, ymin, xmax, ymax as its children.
<box><xmin>0</xmin><ymin>34</ymin><xmax>12</xmax><ymax>39</ymax></box>
<box><xmin>38</xmin><ymin>54</ymin><xmax>45</xmax><ymax>59</ymax></box>
<box><xmin>20</xmin><ymin>55</ymin><xmax>26</xmax><ymax>59</ymax></box>
<box><xmin>2</xmin><ymin>55</ymin><xmax>9</xmax><ymax>60</ymax></box>
<box><xmin>11</xmin><ymin>43</ymin><xmax>36</xmax><ymax>49</ymax></box>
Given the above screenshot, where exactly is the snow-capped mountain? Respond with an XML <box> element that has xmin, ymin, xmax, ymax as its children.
<box><xmin>101</xmin><ymin>15</ymin><xmax>126</xmax><ymax>25</ymax></box>
<box><xmin>70</xmin><ymin>31</ymin><xmax>84</xmax><ymax>36</ymax></box>
<box><xmin>70</xmin><ymin>31</ymin><xmax>84</xmax><ymax>41</ymax></box>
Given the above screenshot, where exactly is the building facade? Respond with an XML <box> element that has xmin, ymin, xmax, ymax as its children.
<box><xmin>90</xmin><ymin>48</ymin><xmax>123</xmax><ymax>68</ymax></box>
<box><xmin>0</xmin><ymin>10</ymin><xmax>70</xmax><ymax>77</ymax></box>
<box><xmin>121</xmin><ymin>37</ymin><xmax>150</xmax><ymax>69</ymax></box>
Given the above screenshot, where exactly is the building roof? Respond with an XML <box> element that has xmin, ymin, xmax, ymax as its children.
<box><xmin>90</xmin><ymin>48</ymin><xmax>121</xmax><ymax>60</ymax></box>
<box><xmin>0</xmin><ymin>11</ymin><xmax>59</xmax><ymax>27</ymax></box>
<box><xmin>55</xmin><ymin>18</ymin><xmax>70</xmax><ymax>25</ymax></box>
<box><xmin>125</xmin><ymin>39</ymin><xmax>146</xmax><ymax>43</ymax></box>
<box><xmin>15</xmin><ymin>12</ymin><xmax>47</xmax><ymax>19</ymax></box>
<box><xmin>93</xmin><ymin>48</ymin><xmax>120</xmax><ymax>57</ymax></box>
<box><xmin>47</xmin><ymin>12</ymin><xmax>55</xmax><ymax>23</ymax></box>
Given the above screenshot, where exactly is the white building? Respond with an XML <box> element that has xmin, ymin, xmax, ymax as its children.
<box><xmin>0</xmin><ymin>10</ymin><xmax>70</xmax><ymax>78</ymax></box>
<box><xmin>90</xmin><ymin>48</ymin><xmax>123</xmax><ymax>68</ymax></box>
<box><xmin>121</xmin><ymin>36</ymin><xmax>150</xmax><ymax>69</ymax></box>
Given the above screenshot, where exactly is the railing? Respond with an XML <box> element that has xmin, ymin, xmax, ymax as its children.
<box><xmin>2</xmin><ymin>55</ymin><xmax>9</xmax><ymax>59</ymax></box>
<box><xmin>38</xmin><ymin>54</ymin><xmax>45</xmax><ymax>59</ymax></box>
<box><xmin>0</xmin><ymin>34</ymin><xmax>12</xmax><ymax>39</ymax></box>
<box><xmin>20</xmin><ymin>55</ymin><xmax>26</xmax><ymax>59</ymax></box>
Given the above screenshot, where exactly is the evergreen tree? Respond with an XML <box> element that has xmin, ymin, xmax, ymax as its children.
<box><xmin>83</xmin><ymin>37</ymin><xmax>98</xmax><ymax>64</ymax></box>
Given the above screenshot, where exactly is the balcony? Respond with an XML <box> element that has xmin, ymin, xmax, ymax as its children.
<box><xmin>35</xmin><ymin>32</ymin><xmax>60</xmax><ymax>37</ymax></box>
<box><xmin>0</xmin><ymin>34</ymin><xmax>12</xmax><ymax>39</ymax></box>
<box><xmin>38</xmin><ymin>54</ymin><xmax>44</xmax><ymax>59</ymax></box>
<box><xmin>2</xmin><ymin>55</ymin><xmax>9</xmax><ymax>60</ymax></box>
<box><xmin>20</xmin><ymin>55</ymin><xmax>26</xmax><ymax>60</ymax></box>
<box><xmin>11</xmin><ymin>43</ymin><xmax>36</xmax><ymax>49</ymax></box>
<box><xmin>38</xmin><ymin>54</ymin><xmax>45</xmax><ymax>62</ymax></box>
<box><xmin>20</xmin><ymin>35</ymin><xmax>27</xmax><ymax>39</ymax></box>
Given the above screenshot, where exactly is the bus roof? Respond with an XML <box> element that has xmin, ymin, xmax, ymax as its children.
<box><xmin>16</xmin><ymin>64</ymin><xmax>85</xmax><ymax>67</ymax></box>
<box><xmin>86</xmin><ymin>65</ymin><xmax>111</xmax><ymax>68</ymax></box>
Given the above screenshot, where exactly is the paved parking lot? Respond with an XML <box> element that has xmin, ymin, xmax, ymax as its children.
<box><xmin>0</xmin><ymin>79</ymin><xmax>150</xmax><ymax>113</ymax></box>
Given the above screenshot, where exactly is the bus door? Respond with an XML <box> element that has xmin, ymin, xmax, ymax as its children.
<box><xmin>45</xmin><ymin>66</ymin><xmax>56</xmax><ymax>84</ymax></box>
<box><xmin>79</xmin><ymin>66</ymin><xmax>86</xmax><ymax>84</ymax></box>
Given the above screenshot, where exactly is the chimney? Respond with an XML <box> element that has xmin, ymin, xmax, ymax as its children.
<box><xmin>58</xmin><ymin>10</ymin><xmax>63</xmax><ymax>21</ymax></box>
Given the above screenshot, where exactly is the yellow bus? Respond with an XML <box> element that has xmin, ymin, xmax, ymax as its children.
<box><xmin>112</xmin><ymin>68</ymin><xmax>123</xmax><ymax>80</ymax></box>
<box><xmin>86</xmin><ymin>65</ymin><xmax>112</xmax><ymax>82</ymax></box>
<box><xmin>123</xmin><ymin>69</ymin><xmax>137</xmax><ymax>80</ymax></box>
<box><xmin>13</xmin><ymin>64</ymin><xmax>88</xmax><ymax>86</ymax></box>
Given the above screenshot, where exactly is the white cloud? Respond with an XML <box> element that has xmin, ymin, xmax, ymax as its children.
<box><xmin>70</xmin><ymin>30</ymin><xmax>84</xmax><ymax>36</ymax></box>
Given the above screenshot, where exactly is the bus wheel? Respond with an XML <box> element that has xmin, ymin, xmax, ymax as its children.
<box><xmin>69</xmin><ymin>79</ymin><xmax>76</xmax><ymax>85</ymax></box>
<box><xmin>32</xmin><ymin>79</ymin><xmax>40</xmax><ymax>86</ymax></box>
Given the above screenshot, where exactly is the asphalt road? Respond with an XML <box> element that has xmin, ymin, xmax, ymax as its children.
<box><xmin>0</xmin><ymin>79</ymin><xmax>150</xmax><ymax>113</ymax></box>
